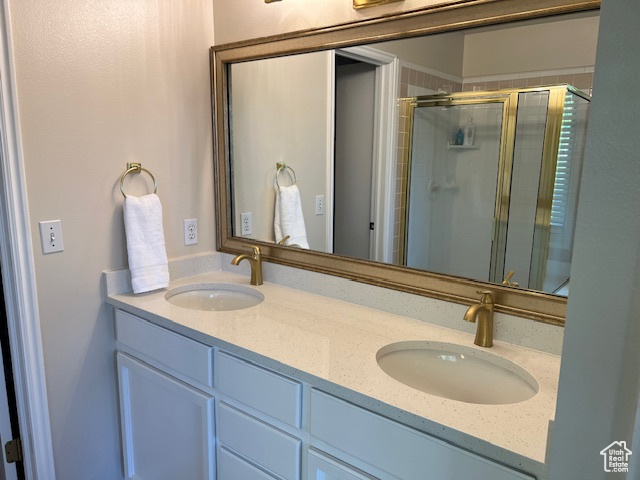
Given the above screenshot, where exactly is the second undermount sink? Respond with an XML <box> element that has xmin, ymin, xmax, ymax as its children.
<box><xmin>376</xmin><ymin>341</ymin><xmax>538</xmax><ymax>405</ymax></box>
<box><xmin>165</xmin><ymin>283</ymin><xmax>264</xmax><ymax>312</ymax></box>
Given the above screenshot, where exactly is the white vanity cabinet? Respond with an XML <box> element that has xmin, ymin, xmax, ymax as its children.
<box><xmin>114</xmin><ymin>308</ymin><xmax>539</xmax><ymax>480</ymax></box>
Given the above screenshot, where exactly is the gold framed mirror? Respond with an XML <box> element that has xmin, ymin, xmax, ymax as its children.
<box><xmin>354</xmin><ymin>0</ymin><xmax>404</xmax><ymax>10</ymax></box>
<box><xmin>211</xmin><ymin>0</ymin><xmax>600</xmax><ymax>325</ymax></box>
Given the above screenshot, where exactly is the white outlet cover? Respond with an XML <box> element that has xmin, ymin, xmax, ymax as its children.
<box><xmin>39</xmin><ymin>220</ymin><xmax>64</xmax><ymax>254</ymax></box>
<box><xmin>184</xmin><ymin>219</ymin><xmax>198</xmax><ymax>245</ymax></box>
<box><xmin>240</xmin><ymin>212</ymin><xmax>252</xmax><ymax>236</ymax></box>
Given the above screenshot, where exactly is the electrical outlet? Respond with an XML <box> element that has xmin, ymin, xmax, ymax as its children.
<box><xmin>183</xmin><ymin>219</ymin><xmax>198</xmax><ymax>245</ymax></box>
<box><xmin>39</xmin><ymin>220</ymin><xmax>64</xmax><ymax>254</ymax></box>
<box><xmin>240</xmin><ymin>212</ymin><xmax>252</xmax><ymax>236</ymax></box>
<box><xmin>315</xmin><ymin>195</ymin><xmax>325</xmax><ymax>215</ymax></box>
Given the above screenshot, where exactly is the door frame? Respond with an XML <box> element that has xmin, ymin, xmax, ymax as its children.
<box><xmin>0</xmin><ymin>1</ymin><xmax>56</xmax><ymax>478</ymax></box>
<box><xmin>334</xmin><ymin>46</ymin><xmax>398</xmax><ymax>263</ymax></box>
<box><xmin>0</xmin><ymin>331</ymin><xmax>17</xmax><ymax>479</ymax></box>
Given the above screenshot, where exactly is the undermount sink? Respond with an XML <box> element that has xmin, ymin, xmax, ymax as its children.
<box><xmin>376</xmin><ymin>341</ymin><xmax>538</xmax><ymax>405</ymax></box>
<box><xmin>165</xmin><ymin>283</ymin><xmax>264</xmax><ymax>312</ymax></box>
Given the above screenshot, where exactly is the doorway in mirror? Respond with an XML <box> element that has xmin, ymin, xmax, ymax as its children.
<box><xmin>333</xmin><ymin>56</ymin><xmax>376</xmax><ymax>261</ymax></box>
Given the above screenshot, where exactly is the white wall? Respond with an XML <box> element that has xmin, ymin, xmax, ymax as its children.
<box><xmin>375</xmin><ymin>32</ymin><xmax>465</xmax><ymax>77</ymax></box>
<box><xmin>550</xmin><ymin>0</ymin><xmax>640</xmax><ymax>478</ymax></box>
<box><xmin>213</xmin><ymin>0</ymin><xmax>448</xmax><ymax>45</ymax></box>
<box><xmin>462</xmin><ymin>13</ymin><xmax>599</xmax><ymax>77</ymax></box>
<box><xmin>8</xmin><ymin>1</ymin><xmax>215</xmax><ymax>478</ymax></box>
<box><xmin>231</xmin><ymin>53</ymin><xmax>332</xmax><ymax>251</ymax></box>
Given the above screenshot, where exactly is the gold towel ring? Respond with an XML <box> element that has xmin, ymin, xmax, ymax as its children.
<box><xmin>120</xmin><ymin>162</ymin><xmax>158</xmax><ymax>198</ymax></box>
<box><xmin>276</xmin><ymin>162</ymin><xmax>296</xmax><ymax>188</ymax></box>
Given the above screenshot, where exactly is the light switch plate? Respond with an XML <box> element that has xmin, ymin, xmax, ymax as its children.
<box><xmin>315</xmin><ymin>195</ymin><xmax>325</xmax><ymax>215</ymax></box>
<box><xmin>39</xmin><ymin>220</ymin><xmax>64</xmax><ymax>254</ymax></box>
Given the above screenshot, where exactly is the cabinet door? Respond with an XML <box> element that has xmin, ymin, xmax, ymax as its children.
<box><xmin>117</xmin><ymin>353</ymin><xmax>215</xmax><ymax>480</ymax></box>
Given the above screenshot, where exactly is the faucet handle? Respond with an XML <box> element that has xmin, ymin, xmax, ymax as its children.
<box><xmin>242</xmin><ymin>244</ymin><xmax>261</xmax><ymax>258</ymax></box>
<box><xmin>277</xmin><ymin>235</ymin><xmax>291</xmax><ymax>245</ymax></box>
<box><xmin>476</xmin><ymin>290</ymin><xmax>494</xmax><ymax>304</ymax></box>
<box><xmin>502</xmin><ymin>270</ymin><xmax>519</xmax><ymax>287</ymax></box>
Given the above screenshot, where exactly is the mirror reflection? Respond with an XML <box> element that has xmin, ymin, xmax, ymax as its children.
<box><xmin>228</xmin><ymin>11</ymin><xmax>598</xmax><ymax>296</ymax></box>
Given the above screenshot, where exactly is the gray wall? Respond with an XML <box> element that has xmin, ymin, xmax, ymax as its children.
<box><xmin>550</xmin><ymin>0</ymin><xmax>640</xmax><ymax>478</ymax></box>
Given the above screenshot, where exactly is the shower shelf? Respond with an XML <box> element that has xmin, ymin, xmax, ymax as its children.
<box><xmin>447</xmin><ymin>144</ymin><xmax>480</xmax><ymax>150</ymax></box>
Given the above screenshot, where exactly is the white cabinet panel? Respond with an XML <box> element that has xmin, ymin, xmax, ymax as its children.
<box><xmin>116</xmin><ymin>309</ymin><xmax>213</xmax><ymax>386</ymax></box>
<box><xmin>218</xmin><ymin>401</ymin><xmax>301</xmax><ymax>480</ymax></box>
<box><xmin>117</xmin><ymin>353</ymin><xmax>215</xmax><ymax>480</ymax></box>
<box><xmin>218</xmin><ymin>447</ymin><xmax>277</xmax><ymax>480</ymax></box>
<box><xmin>216</xmin><ymin>350</ymin><xmax>302</xmax><ymax>427</ymax></box>
<box><xmin>310</xmin><ymin>390</ymin><xmax>534</xmax><ymax>480</ymax></box>
<box><xmin>307</xmin><ymin>449</ymin><xmax>378</xmax><ymax>480</ymax></box>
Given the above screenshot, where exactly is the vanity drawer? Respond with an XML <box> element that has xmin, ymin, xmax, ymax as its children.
<box><xmin>307</xmin><ymin>449</ymin><xmax>378</xmax><ymax>480</ymax></box>
<box><xmin>115</xmin><ymin>310</ymin><xmax>213</xmax><ymax>387</ymax></box>
<box><xmin>310</xmin><ymin>390</ymin><xmax>534</xmax><ymax>480</ymax></box>
<box><xmin>218</xmin><ymin>446</ymin><xmax>278</xmax><ymax>480</ymax></box>
<box><xmin>218</xmin><ymin>402</ymin><xmax>301</xmax><ymax>480</ymax></box>
<box><xmin>216</xmin><ymin>350</ymin><xmax>302</xmax><ymax>427</ymax></box>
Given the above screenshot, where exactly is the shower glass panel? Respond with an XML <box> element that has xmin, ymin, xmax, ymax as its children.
<box><xmin>405</xmin><ymin>102</ymin><xmax>505</xmax><ymax>281</ymax></box>
<box><xmin>399</xmin><ymin>85</ymin><xmax>590</xmax><ymax>295</ymax></box>
<box><xmin>535</xmin><ymin>91</ymin><xmax>590</xmax><ymax>295</ymax></box>
<box><xmin>503</xmin><ymin>91</ymin><xmax>551</xmax><ymax>286</ymax></box>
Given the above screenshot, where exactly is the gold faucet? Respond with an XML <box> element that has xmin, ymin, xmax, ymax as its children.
<box><xmin>277</xmin><ymin>235</ymin><xmax>301</xmax><ymax>248</ymax></box>
<box><xmin>502</xmin><ymin>270</ymin><xmax>519</xmax><ymax>287</ymax></box>
<box><xmin>463</xmin><ymin>290</ymin><xmax>494</xmax><ymax>347</ymax></box>
<box><xmin>231</xmin><ymin>246</ymin><xmax>263</xmax><ymax>285</ymax></box>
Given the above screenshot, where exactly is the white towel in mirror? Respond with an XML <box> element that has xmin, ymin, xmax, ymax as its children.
<box><xmin>274</xmin><ymin>185</ymin><xmax>309</xmax><ymax>249</ymax></box>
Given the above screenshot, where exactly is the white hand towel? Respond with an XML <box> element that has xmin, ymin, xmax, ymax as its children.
<box><xmin>274</xmin><ymin>184</ymin><xmax>309</xmax><ymax>249</ymax></box>
<box><xmin>123</xmin><ymin>193</ymin><xmax>170</xmax><ymax>293</ymax></box>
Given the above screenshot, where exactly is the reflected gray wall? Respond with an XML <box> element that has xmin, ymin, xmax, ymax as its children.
<box><xmin>334</xmin><ymin>60</ymin><xmax>376</xmax><ymax>259</ymax></box>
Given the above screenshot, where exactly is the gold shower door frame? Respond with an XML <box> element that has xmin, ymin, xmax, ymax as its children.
<box><xmin>399</xmin><ymin>85</ymin><xmax>576</xmax><ymax>289</ymax></box>
<box><xmin>528</xmin><ymin>85</ymin><xmax>590</xmax><ymax>290</ymax></box>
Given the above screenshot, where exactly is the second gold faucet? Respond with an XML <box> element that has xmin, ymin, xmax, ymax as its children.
<box><xmin>231</xmin><ymin>246</ymin><xmax>263</xmax><ymax>285</ymax></box>
<box><xmin>463</xmin><ymin>290</ymin><xmax>494</xmax><ymax>347</ymax></box>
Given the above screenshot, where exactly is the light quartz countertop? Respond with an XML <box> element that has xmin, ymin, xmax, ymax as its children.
<box><xmin>106</xmin><ymin>268</ymin><xmax>560</xmax><ymax>477</ymax></box>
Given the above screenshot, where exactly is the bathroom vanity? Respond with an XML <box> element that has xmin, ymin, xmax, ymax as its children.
<box><xmin>105</xmin><ymin>257</ymin><xmax>561</xmax><ymax>480</ymax></box>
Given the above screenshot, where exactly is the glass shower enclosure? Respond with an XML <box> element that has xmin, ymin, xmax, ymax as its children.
<box><xmin>398</xmin><ymin>85</ymin><xmax>590</xmax><ymax>294</ymax></box>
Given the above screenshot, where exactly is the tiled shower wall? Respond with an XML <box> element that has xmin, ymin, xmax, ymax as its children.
<box><xmin>399</xmin><ymin>65</ymin><xmax>463</xmax><ymax>98</ymax></box>
<box><xmin>463</xmin><ymin>67</ymin><xmax>594</xmax><ymax>96</ymax></box>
